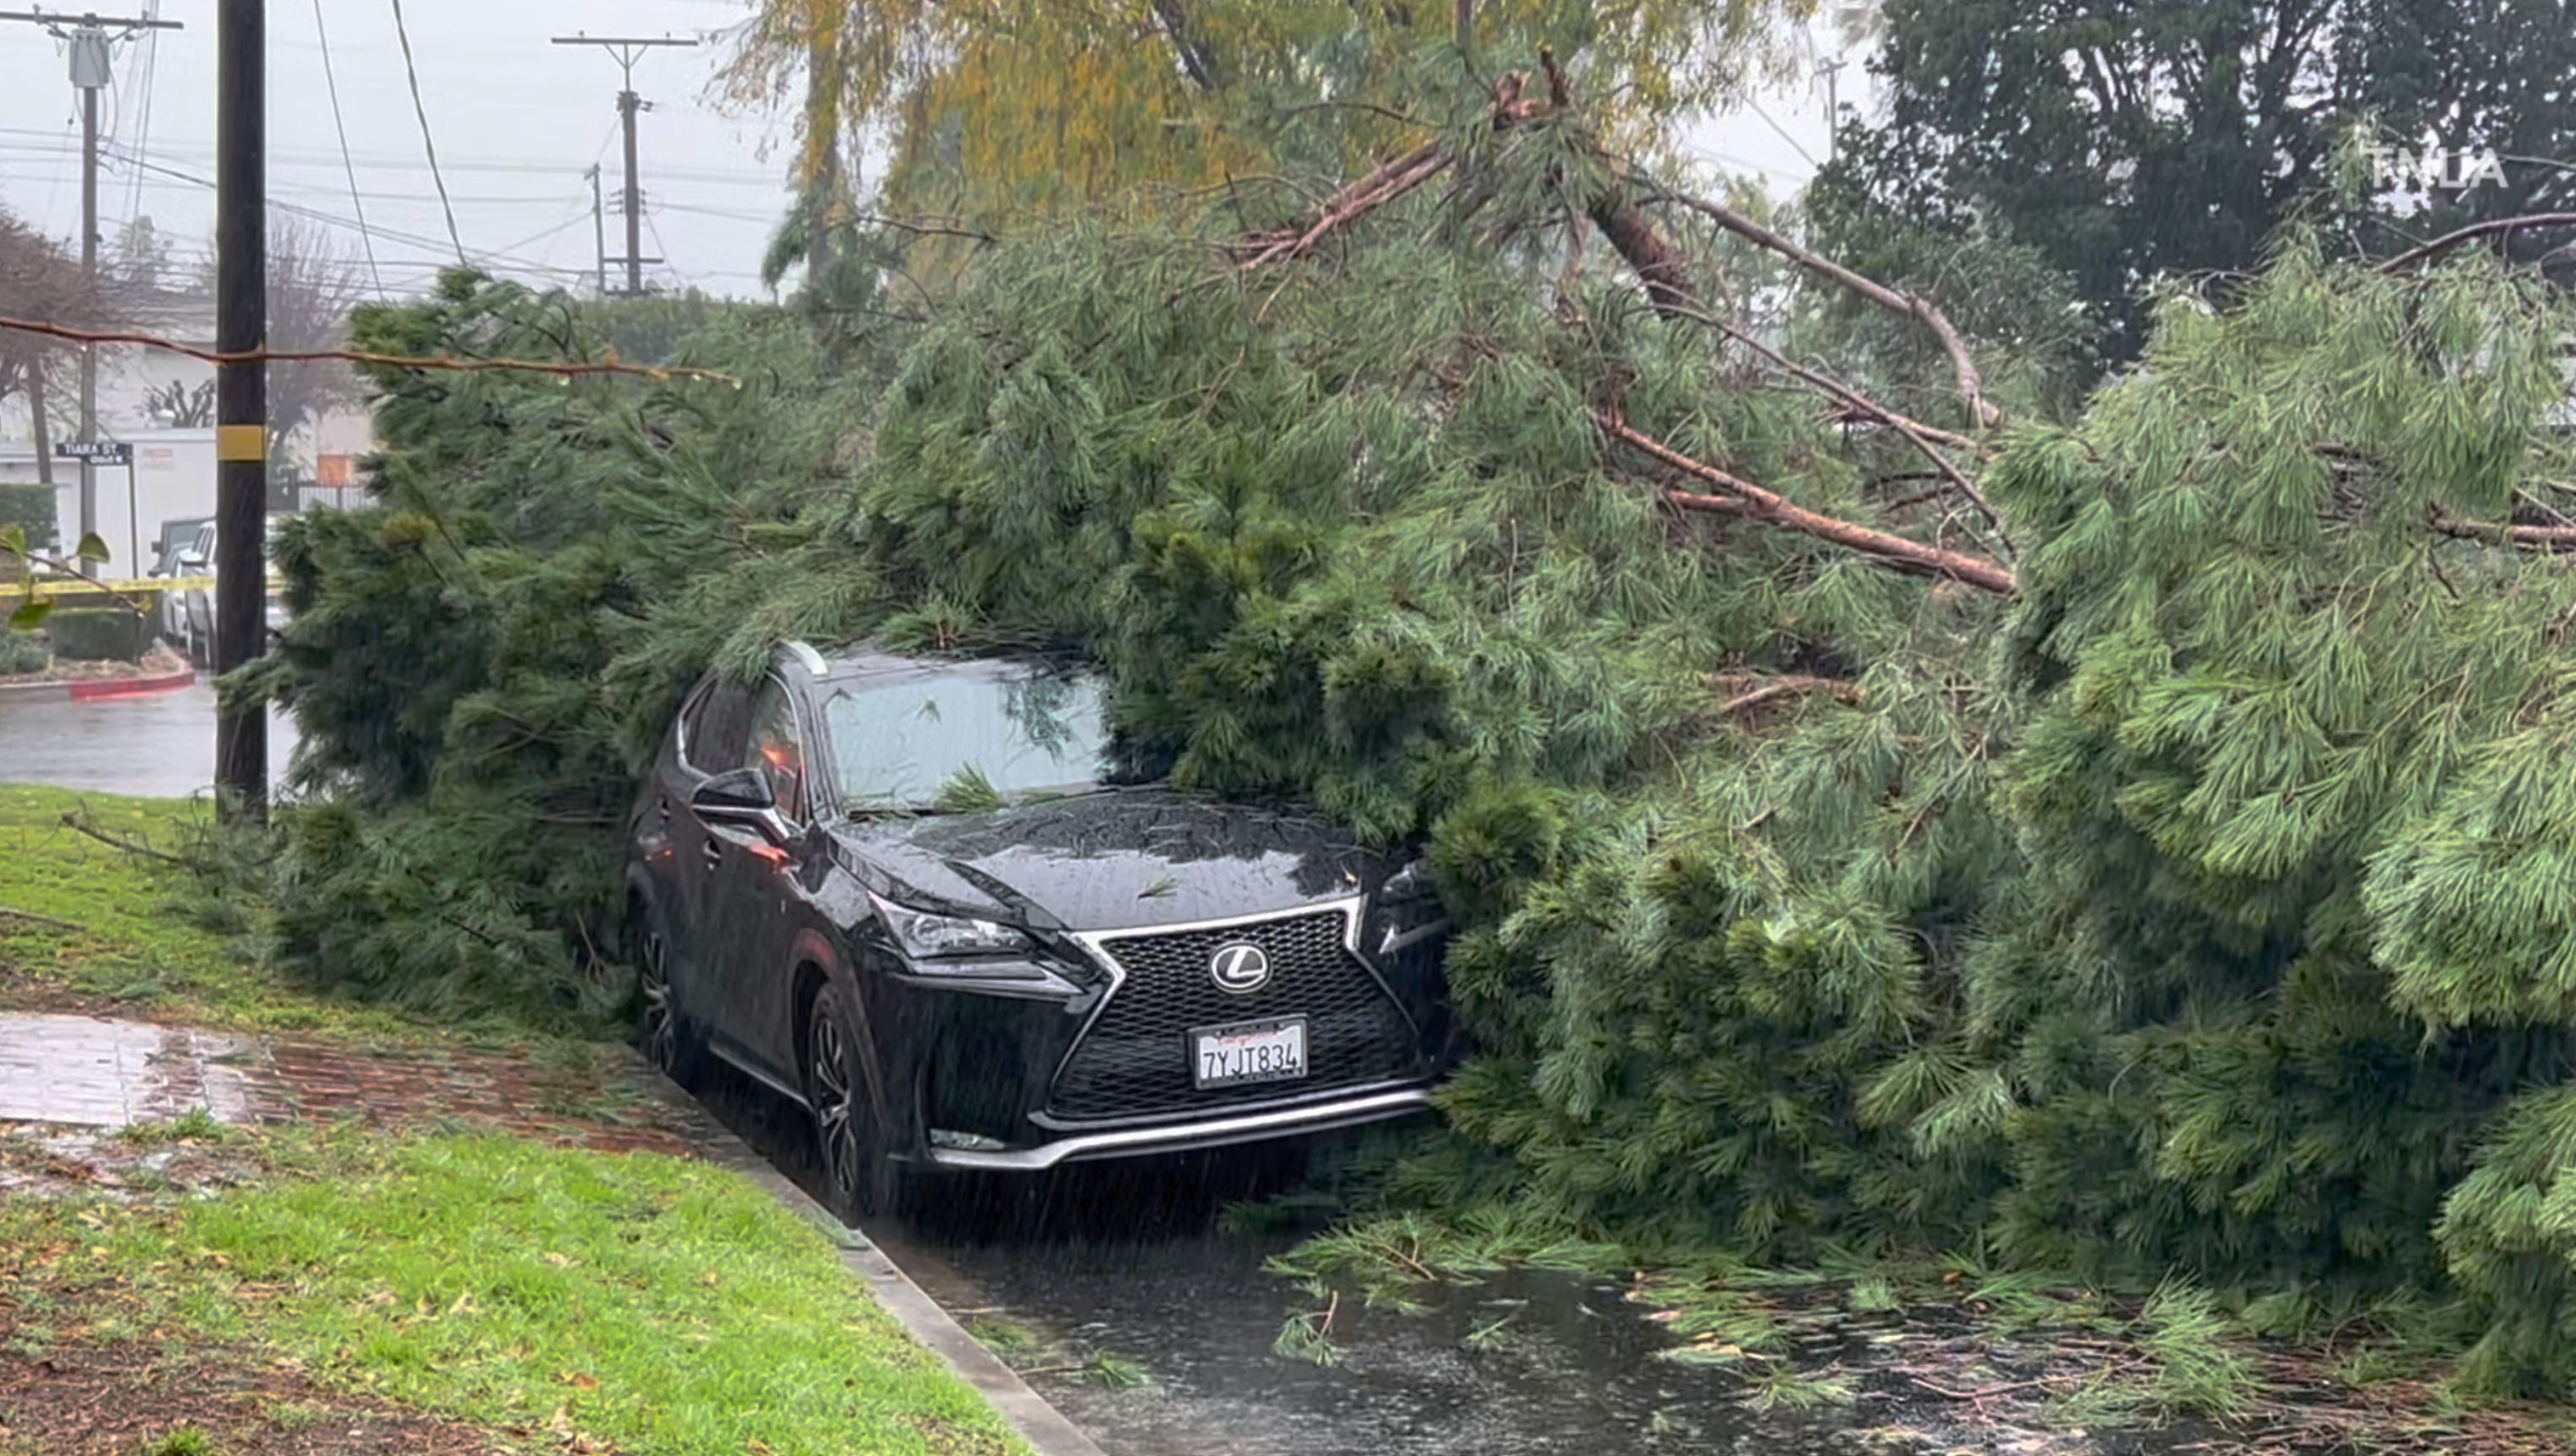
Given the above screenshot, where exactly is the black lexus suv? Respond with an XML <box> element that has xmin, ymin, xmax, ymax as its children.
<box><xmin>623</xmin><ymin>641</ymin><xmax>1456</xmax><ymax>1220</ymax></box>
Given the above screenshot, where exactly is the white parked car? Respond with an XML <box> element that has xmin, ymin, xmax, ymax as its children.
<box><xmin>158</xmin><ymin>517</ymin><xmax>289</xmax><ymax>667</ymax></box>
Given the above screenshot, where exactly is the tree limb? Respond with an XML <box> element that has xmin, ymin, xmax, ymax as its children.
<box><xmin>1642</xmin><ymin>187</ymin><xmax>1999</xmax><ymax>430</ymax></box>
<box><xmin>0</xmin><ymin>905</ymin><xmax>84</xmax><ymax>934</ymax></box>
<box><xmin>1151</xmin><ymin>0</ymin><xmax>1224</xmax><ymax>92</ymax></box>
<box><xmin>2378</xmin><ymin>214</ymin><xmax>2576</xmax><ymax>273</ymax></box>
<box><xmin>1233</xmin><ymin>143</ymin><xmax>1456</xmax><ymax>268</ymax></box>
<box><xmin>1660</xmin><ymin>302</ymin><xmax>2009</xmax><ymax>555</ymax></box>
<box><xmin>57</xmin><ymin>812</ymin><xmax>187</xmax><ymax>864</ymax></box>
<box><xmin>1601</xmin><ymin>414</ymin><xmax>2019</xmax><ymax>596</ymax></box>
<box><xmin>0</xmin><ymin>316</ymin><xmax>739</xmax><ymax>385</ymax></box>
<box><xmin>2431</xmin><ymin>511</ymin><xmax>2576</xmax><ymax>550</ymax></box>
<box><xmin>1707</xmin><ymin>674</ymin><xmax>1863</xmax><ymax>714</ymax></box>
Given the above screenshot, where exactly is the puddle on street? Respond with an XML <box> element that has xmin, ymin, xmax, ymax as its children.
<box><xmin>688</xmin><ymin>1063</ymin><xmax>2215</xmax><ymax>1456</ymax></box>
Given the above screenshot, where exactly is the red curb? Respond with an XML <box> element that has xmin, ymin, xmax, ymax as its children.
<box><xmin>0</xmin><ymin>667</ymin><xmax>197</xmax><ymax>705</ymax></box>
<box><xmin>65</xmin><ymin>668</ymin><xmax>197</xmax><ymax>702</ymax></box>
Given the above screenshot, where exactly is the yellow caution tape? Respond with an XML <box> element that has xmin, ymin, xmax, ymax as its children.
<box><xmin>0</xmin><ymin>575</ymin><xmax>282</xmax><ymax>602</ymax></box>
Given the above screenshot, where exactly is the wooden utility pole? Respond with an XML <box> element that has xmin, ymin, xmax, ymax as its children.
<box><xmin>214</xmin><ymin>0</ymin><xmax>266</xmax><ymax>820</ymax></box>
<box><xmin>0</xmin><ymin>8</ymin><xmax>184</xmax><ymax>567</ymax></box>
<box><xmin>550</xmin><ymin>33</ymin><xmax>697</xmax><ymax>298</ymax></box>
<box><xmin>587</xmin><ymin>164</ymin><xmax>608</xmax><ymax>297</ymax></box>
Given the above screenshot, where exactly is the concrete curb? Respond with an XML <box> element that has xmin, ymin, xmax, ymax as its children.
<box><xmin>636</xmin><ymin>1074</ymin><xmax>1112</xmax><ymax>1456</ymax></box>
<box><xmin>0</xmin><ymin>667</ymin><xmax>196</xmax><ymax>704</ymax></box>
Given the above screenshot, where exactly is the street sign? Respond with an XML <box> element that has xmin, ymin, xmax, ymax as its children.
<box><xmin>53</xmin><ymin>441</ymin><xmax>133</xmax><ymax>463</ymax></box>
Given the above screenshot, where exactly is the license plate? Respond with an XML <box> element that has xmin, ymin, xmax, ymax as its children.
<box><xmin>1190</xmin><ymin>1016</ymin><xmax>1308</xmax><ymax>1090</ymax></box>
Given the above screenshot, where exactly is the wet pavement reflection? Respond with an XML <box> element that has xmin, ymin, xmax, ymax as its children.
<box><xmin>0</xmin><ymin>683</ymin><xmax>298</xmax><ymax>799</ymax></box>
<box><xmin>682</xmin><ymin>1062</ymin><xmax>2158</xmax><ymax>1456</ymax></box>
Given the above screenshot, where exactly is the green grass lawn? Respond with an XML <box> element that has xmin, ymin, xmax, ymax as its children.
<box><xmin>1</xmin><ymin>1126</ymin><xmax>1027</xmax><ymax>1455</ymax></box>
<box><xmin>0</xmin><ymin>783</ymin><xmax>1034</xmax><ymax>1454</ymax></box>
<box><xmin>0</xmin><ymin>784</ymin><xmax>554</xmax><ymax>1047</ymax></box>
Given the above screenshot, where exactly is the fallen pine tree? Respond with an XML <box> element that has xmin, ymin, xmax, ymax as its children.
<box><xmin>241</xmin><ymin>49</ymin><xmax>2576</xmax><ymax>1394</ymax></box>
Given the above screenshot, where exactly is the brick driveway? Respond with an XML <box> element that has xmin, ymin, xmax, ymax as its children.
<box><xmin>0</xmin><ymin>1012</ymin><xmax>720</xmax><ymax>1155</ymax></box>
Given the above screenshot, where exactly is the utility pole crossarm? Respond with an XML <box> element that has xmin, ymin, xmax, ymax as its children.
<box><xmin>0</xmin><ymin>9</ymin><xmax>184</xmax><ymax>29</ymax></box>
<box><xmin>551</xmin><ymin>32</ymin><xmax>697</xmax><ymax>300</ymax></box>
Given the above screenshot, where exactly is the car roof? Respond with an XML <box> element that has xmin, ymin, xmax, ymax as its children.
<box><xmin>786</xmin><ymin>641</ymin><xmax>1091</xmax><ymax>689</ymax></box>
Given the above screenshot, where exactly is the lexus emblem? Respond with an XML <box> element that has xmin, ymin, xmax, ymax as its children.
<box><xmin>1208</xmin><ymin>942</ymin><xmax>1271</xmax><ymax>994</ymax></box>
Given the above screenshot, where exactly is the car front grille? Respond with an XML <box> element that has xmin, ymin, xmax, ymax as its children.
<box><xmin>1044</xmin><ymin>909</ymin><xmax>1420</xmax><ymax>1123</ymax></box>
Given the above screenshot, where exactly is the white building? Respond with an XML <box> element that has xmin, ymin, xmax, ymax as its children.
<box><xmin>0</xmin><ymin>284</ymin><xmax>372</xmax><ymax>576</ymax></box>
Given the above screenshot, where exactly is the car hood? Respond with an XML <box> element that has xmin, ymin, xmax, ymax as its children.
<box><xmin>827</xmin><ymin>789</ymin><xmax>1402</xmax><ymax>933</ymax></box>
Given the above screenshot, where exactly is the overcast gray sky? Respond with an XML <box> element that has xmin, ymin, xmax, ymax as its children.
<box><xmin>0</xmin><ymin>2</ymin><xmax>1866</xmax><ymax>304</ymax></box>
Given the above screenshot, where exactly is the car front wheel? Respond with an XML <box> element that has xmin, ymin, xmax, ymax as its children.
<box><xmin>633</xmin><ymin>914</ymin><xmax>704</xmax><ymax>1087</ymax></box>
<box><xmin>805</xmin><ymin>982</ymin><xmax>901</xmax><ymax>1222</ymax></box>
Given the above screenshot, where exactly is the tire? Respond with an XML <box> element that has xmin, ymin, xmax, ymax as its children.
<box><xmin>633</xmin><ymin>912</ymin><xmax>706</xmax><ymax>1088</ymax></box>
<box><xmin>805</xmin><ymin>980</ymin><xmax>903</xmax><ymax>1223</ymax></box>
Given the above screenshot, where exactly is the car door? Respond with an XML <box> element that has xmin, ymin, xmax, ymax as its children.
<box><xmin>695</xmin><ymin>673</ymin><xmax>822</xmax><ymax>1086</ymax></box>
<box><xmin>657</xmin><ymin>676</ymin><xmax>755</xmax><ymax>1013</ymax></box>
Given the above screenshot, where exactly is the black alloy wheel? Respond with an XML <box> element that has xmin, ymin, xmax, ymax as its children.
<box><xmin>805</xmin><ymin>982</ymin><xmax>900</xmax><ymax>1222</ymax></box>
<box><xmin>634</xmin><ymin>915</ymin><xmax>703</xmax><ymax>1086</ymax></box>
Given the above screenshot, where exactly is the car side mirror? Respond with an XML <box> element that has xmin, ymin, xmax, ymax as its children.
<box><xmin>691</xmin><ymin>767</ymin><xmax>776</xmax><ymax>815</ymax></box>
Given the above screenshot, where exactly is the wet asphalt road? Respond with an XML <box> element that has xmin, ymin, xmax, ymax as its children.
<box><xmin>0</xmin><ymin>684</ymin><xmax>2161</xmax><ymax>1456</ymax></box>
<box><xmin>690</xmin><ymin>1060</ymin><xmax>1831</xmax><ymax>1456</ymax></box>
<box><xmin>0</xmin><ymin>682</ymin><xmax>298</xmax><ymax>800</ymax></box>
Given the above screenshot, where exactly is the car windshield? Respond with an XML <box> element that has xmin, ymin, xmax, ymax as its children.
<box><xmin>822</xmin><ymin>666</ymin><xmax>1115</xmax><ymax>814</ymax></box>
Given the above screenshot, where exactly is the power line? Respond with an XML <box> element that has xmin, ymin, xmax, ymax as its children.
<box><xmin>0</xmin><ymin>124</ymin><xmax>789</xmax><ymax>188</ymax></box>
<box><xmin>312</xmin><ymin>0</ymin><xmax>384</xmax><ymax>296</ymax></box>
<box><xmin>387</xmin><ymin>0</ymin><xmax>464</xmax><ymax>263</ymax></box>
<box><xmin>99</xmin><ymin>142</ymin><xmax>594</xmax><ymax>284</ymax></box>
<box><xmin>117</xmin><ymin>0</ymin><xmax>161</xmax><ymax>225</ymax></box>
<box><xmin>643</xmin><ymin>208</ymin><xmax>679</xmax><ymax>290</ymax></box>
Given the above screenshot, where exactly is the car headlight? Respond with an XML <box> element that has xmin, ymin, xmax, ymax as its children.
<box><xmin>1380</xmin><ymin>858</ymin><xmax>1436</xmax><ymax>902</ymax></box>
<box><xmin>867</xmin><ymin>891</ymin><xmax>1034</xmax><ymax>960</ymax></box>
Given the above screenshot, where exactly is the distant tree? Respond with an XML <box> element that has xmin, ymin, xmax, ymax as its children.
<box><xmin>713</xmin><ymin>0</ymin><xmax>1823</xmax><ymax>270</ymax></box>
<box><xmin>1815</xmin><ymin>0</ymin><xmax>2576</xmax><ymax>371</ymax></box>
<box><xmin>0</xmin><ymin>207</ymin><xmax>95</xmax><ymax>433</ymax></box>
<box><xmin>145</xmin><ymin>378</ymin><xmax>216</xmax><ymax>429</ymax></box>
<box><xmin>200</xmin><ymin>215</ymin><xmax>370</xmax><ymax>468</ymax></box>
<box><xmin>109</xmin><ymin>214</ymin><xmax>176</xmax><ymax>297</ymax></box>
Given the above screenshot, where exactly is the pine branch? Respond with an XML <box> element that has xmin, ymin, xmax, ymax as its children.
<box><xmin>1659</xmin><ymin>301</ymin><xmax>2008</xmax><ymax>555</ymax></box>
<box><xmin>1233</xmin><ymin>143</ymin><xmax>1456</xmax><ymax>268</ymax></box>
<box><xmin>2377</xmin><ymin>214</ymin><xmax>2576</xmax><ymax>273</ymax></box>
<box><xmin>1600</xmin><ymin>414</ymin><xmax>2019</xmax><ymax>596</ymax></box>
<box><xmin>57</xmin><ymin>811</ymin><xmax>187</xmax><ymax>864</ymax></box>
<box><xmin>1641</xmin><ymin>187</ymin><xmax>1999</xmax><ymax>430</ymax></box>
<box><xmin>1707</xmin><ymin>674</ymin><xmax>1863</xmax><ymax>714</ymax></box>
<box><xmin>2430</xmin><ymin>511</ymin><xmax>2576</xmax><ymax>551</ymax></box>
<box><xmin>1668</xmin><ymin>304</ymin><xmax>1985</xmax><ymax>455</ymax></box>
<box><xmin>0</xmin><ymin>316</ymin><xmax>740</xmax><ymax>385</ymax></box>
<box><xmin>0</xmin><ymin>905</ymin><xmax>84</xmax><ymax>934</ymax></box>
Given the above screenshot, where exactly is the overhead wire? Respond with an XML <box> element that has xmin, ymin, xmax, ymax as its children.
<box><xmin>644</xmin><ymin>209</ymin><xmax>681</xmax><ymax>291</ymax></box>
<box><xmin>100</xmin><ymin>142</ymin><xmax>594</xmax><ymax>284</ymax></box>
<box><xmin>118</xmin><ymin>3</ymin><xmax>161</xmax><ymax>230</ymax></box>
<box><xmin>387</xmin><ymin>0</ymin><xmax>467</xmax><ymax>264</ymax></box>
<box><xmin>312</xmin><ymin>0</ymin><xmax>387</xmax><ymax>296</ymax></box>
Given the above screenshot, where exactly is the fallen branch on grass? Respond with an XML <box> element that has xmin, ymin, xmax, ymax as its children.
<box><xmin>57</xmin><ymin>813</ymin><xmax>187</xmax><ymax>865</ymax></box>
<box><xmin>0</xmin><ymin>905</ymin><xmax>84</xmax><ymax>934</ymax></box>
